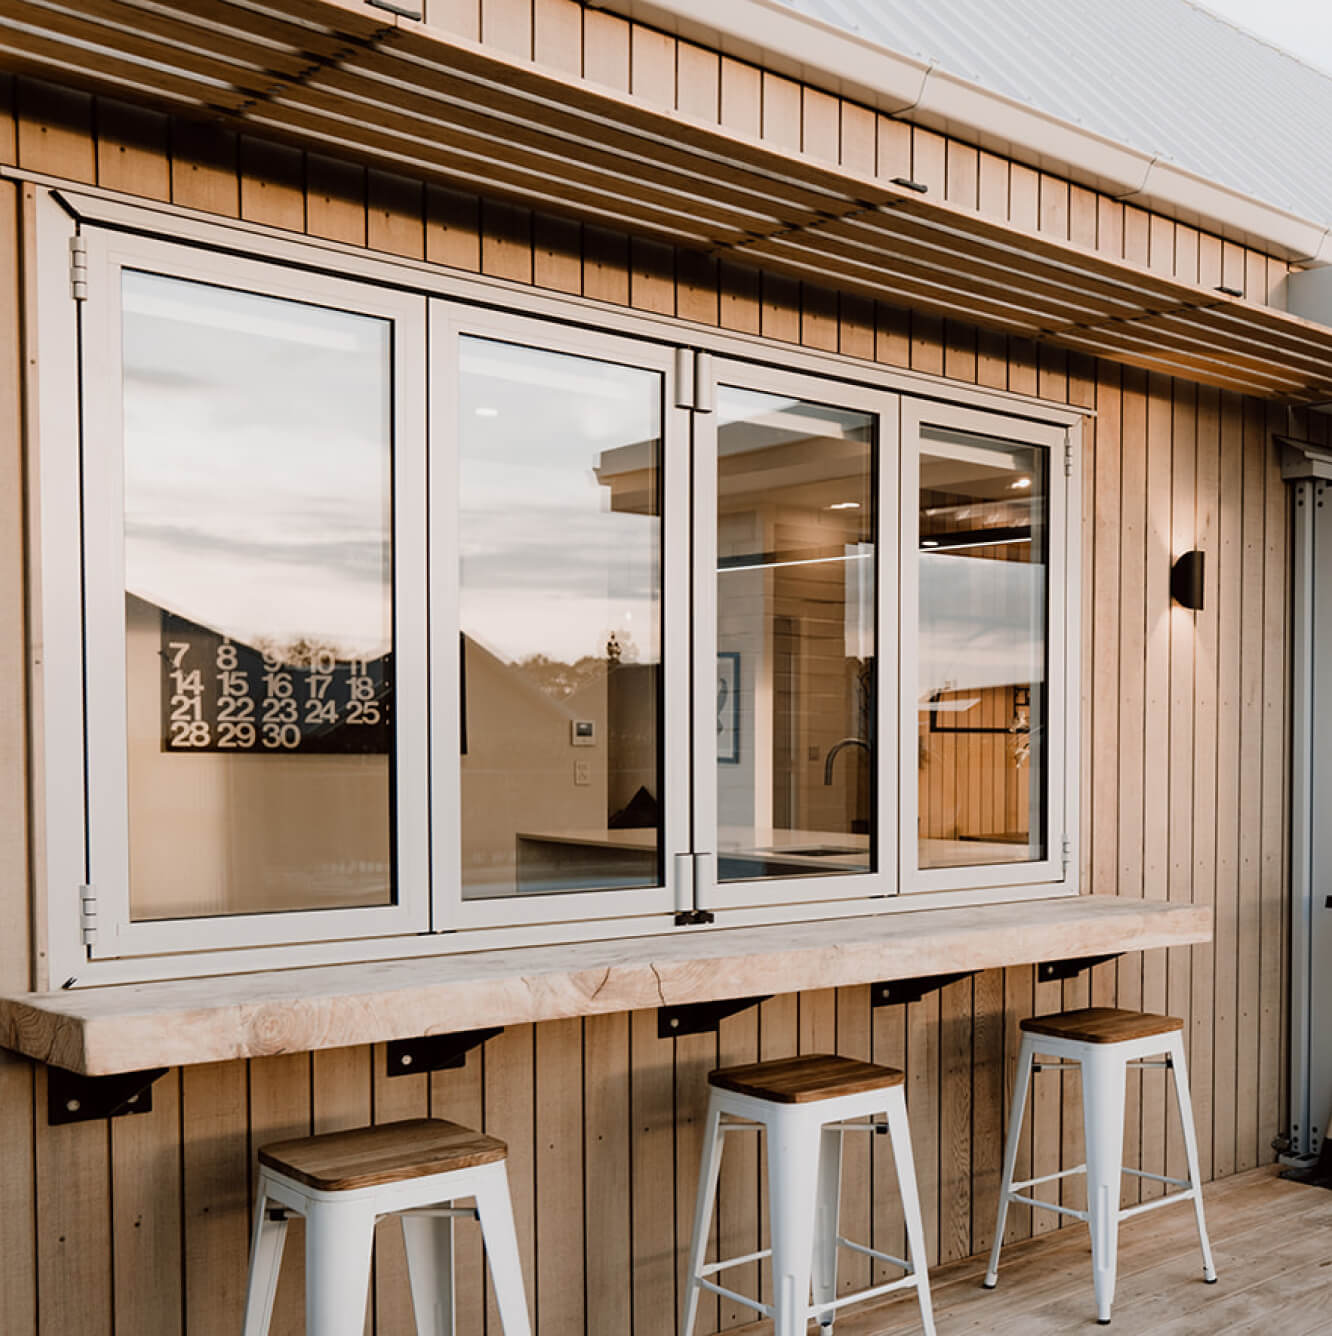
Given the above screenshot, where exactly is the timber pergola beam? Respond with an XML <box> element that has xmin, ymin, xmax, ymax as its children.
<box><xmin>2</xmin><ymin>0</ymin><xmax>1330</xmax><ymax>400</ymax></box>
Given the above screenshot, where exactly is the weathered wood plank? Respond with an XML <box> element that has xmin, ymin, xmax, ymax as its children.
<box><xmin>1</xmin><ymin>900</ymin><xmax>1213</xmax><ymax>1075</ymax></box>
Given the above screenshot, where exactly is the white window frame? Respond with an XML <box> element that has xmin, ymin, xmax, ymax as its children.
<box><xmin>22</xmin><ymin>182</ymin><xmax>1086</xmax><ymax>987</ymax></box>
<box><xmin>899</xmin><ymin>399</ymin><xmax>1079</xmax><ymax>896</ymax></box>
<box><xmin>692</xmin><ymin>358</ymin><xmax>899</xmax><ymax>912</ymax></box>
<box><xmin>428</xmin><ymin>304</ymin><xmax>691</xmax><ymax>932</ymax></box>
<box><xmin>74</xmin><ymin>226</ymin><xmax>431</xmax><ymax>959</ymax></box>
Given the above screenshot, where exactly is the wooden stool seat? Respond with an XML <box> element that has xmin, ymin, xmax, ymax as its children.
<box><xmin>245</xmin><ymin>1117</ymin><xmax>529</xmax><ymax>1335</ymax></box>
<box><xmin>1020</xmin><ymin>1006</ymin><xmax>1184</xmax><ymax>1046</ymax></box>
<box><xmin>708</xmin><ymin>1053</ymin><xmax>905</xmax><ymax>1104</ymax></box>
<box><xmin>258</xmin><ymin>1117</ymin><xmax>507</xmax><ymax>1192</ymax></box>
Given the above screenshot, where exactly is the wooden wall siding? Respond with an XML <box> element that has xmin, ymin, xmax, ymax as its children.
<box><xmin>0</xmin><ymin>76</ymin><xmax>1295</xmax><ymax>1335</ymax></box>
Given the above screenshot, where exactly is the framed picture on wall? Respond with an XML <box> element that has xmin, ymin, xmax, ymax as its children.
<box><xmin>717</xmin><ymin>651</ymin><xmax>740</xmax><ymax>764</ymax></box>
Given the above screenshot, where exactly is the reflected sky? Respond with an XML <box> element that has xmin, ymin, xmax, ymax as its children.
<box><xmin>459</xmin><ymin>338</ymin><xmax>662</xmax><ymax>666</ymax></box>
<box><xmin>121</xmin><ymin>270</ymin><xmax>392</xmax><ymax>657</ymax></box>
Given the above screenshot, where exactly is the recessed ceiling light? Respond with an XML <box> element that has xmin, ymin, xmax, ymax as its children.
<box><xmin>475</xmin><ymin>406</ymin><xmax>500</xmax><ymax>418</ymax></box>
<box><xmin>826</xmin><ymin>501</ymin><xmax>861</xmax><ymax>510</ymax></box>
<box><xmin>1010</xmin><ymin>477</ymin><xmax>1032</xmax><ymax>490</ymax></box>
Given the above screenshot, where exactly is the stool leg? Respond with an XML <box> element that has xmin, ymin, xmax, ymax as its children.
<box><xmin>680</xmin><ymin>1095</ymin><xmax>724</xmax><ymax>1336</ymax></box>
<box><xmin>475</xmin><ymin>1165</ymin><xmax>532</xmax><ymax>1336</ymax></box>
<box><xmin>886</xmin><ymin>1088</ymin><xmax>935</xmax><ymax>1336</ymax></box>
<box><xmin>767</xmin><ymin>1108</ymin><xmax>821</xmax><ymax>1336</ymax></box>
<box><xmin>241</xmin><ymin>1176</ymin><xmax>289</xmax><ymax>1336</ymax></box>
<box><xmin>984</xmin><ymin>1032</ymin><xmax>1035</xmax><ymax>1288</ymax></box>
<box><xmin>1081</xmin><ymin>1046</ymin><xmax>1127</xmax><ymax>1325</ymax></box>
<box><xmin>402</xmin><ymin>1210</ymin><xmax>455</xmax><ymax>1335</ymax></box>
<box><xmin>1167</xmin><ymin>1034</ymin><xmax>1218</xmax><ymax>1284</ymax></box>
<box><xmin>304</xmin><ymin>1200</ymin><xmax>376</xmax><ymax>1336</ymax></box>
<box><xmin>811</xmin><ymin>1123</ymin><xmax>844</xmax><ymax>1330</ymax></box>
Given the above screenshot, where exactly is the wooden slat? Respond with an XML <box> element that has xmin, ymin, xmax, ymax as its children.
<box><xmin>715</xmin><ymin>1003</ymin><xmax>760</xmax><ymax>1331</ymax></box>
<box><xmin>481</xmin><ymin>1026</ymin><xmax>534</xmax><ymax>1335</ymax></box>
<box><xmin>630</xmin><ymin>1008</ymin><xmax>675</xmax><ymax>1336</ymax></box>
<box><xmin>1139</xmin><ymin>371</ymin><xmax>1173</xmax><ymax>1203</ymax></box>
<box><xmin>1211</xmin><ymin>390</ymin><xmax>1243</xmax><ymax>1181</ymax></box>
<box><xmin>249</xmin><ymin>1054</ymin><xmax>310</xmax><ymax>1334</ymax></box>
<box><xmin>835</xmin><ymin>987</ymin><xmax>873</xmax><ymax>1298</ymax></box>
<box><xmin>289</xmin><ymin>64</ymin><xmax>792</xmax><ymax>235</ymax></box>
<box><xmin>1</xmin><ymin>0</ymin><xmax>300</xmax><ymax>98</ymax></box>
<box><xmin>371</xmin><ymin>1043</ymin><xmax>427</xmax><ymax>1333</ymax></box>
<box><xmin>1165</xmin><ymin>372</ymin><xmax>1197</xmax><ymax>1196</ymax></box>
<box><xmin>1235</xmin><ymin>393</ymin><xmax>1266</xmax><ymax>1173</ymax></box>
<box><xmin>537</xmin><ymin>1018</ymin><xmax>585</xmax><ymax>1333</ymax></box>
<box><xmin>676</xmin><ymin>1023</ymin><xmax>717</xmax><ymax>1336</ymax></box>
<box><xmin>182</xmin><ymin>1062</ymin><xmax>250</xmax><ymax>1336</ymax></box>
<box><xmin>585</xmin><ymin>1012</ymin><xmax>631</xmax><ymax>1333</ymax></box>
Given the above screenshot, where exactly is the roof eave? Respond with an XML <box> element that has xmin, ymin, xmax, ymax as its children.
<box><xmin>601</xmin><ymin>0</ymin><xmax>1332</xmax><ymax>265</ymax></box>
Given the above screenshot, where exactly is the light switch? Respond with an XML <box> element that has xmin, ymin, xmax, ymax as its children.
<box><xmin>574</xmin><ymin>759</ymin><xmax>591</xmax><ymax>786</ymax></box>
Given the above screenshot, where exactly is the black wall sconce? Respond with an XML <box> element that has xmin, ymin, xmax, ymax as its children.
<box><xmin>1171</xmin><ymin>550</ymin><xmax>1205</xmax><ymax>611</ymax></box>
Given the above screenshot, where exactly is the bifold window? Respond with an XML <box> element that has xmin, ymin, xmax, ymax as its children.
<box><xmin>33</xmin><ymin>211</ymin><xmax>1079</xmax><ymax>978</ymax></box>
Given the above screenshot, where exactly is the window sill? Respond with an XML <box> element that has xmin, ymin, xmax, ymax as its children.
<box><xmin>1</xmin><ymin>895</ymin><xmax>1209</xmax><ymax>1076</ymax></box>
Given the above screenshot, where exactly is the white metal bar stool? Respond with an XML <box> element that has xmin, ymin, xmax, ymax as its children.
<box><xmin>985</xmin><ymin>1008</ymin><xmax>1217</xmax><ymax>1324</ymax></box>
<box><xmin>242</xmin><ymin>1117</ymin><xmax>531</xmax><ymax>1336</ymax></box>
<box><xmin>681</xmin><ymin>1054</ymin><xmax>935</xmax><ymax>1336</ymax></box>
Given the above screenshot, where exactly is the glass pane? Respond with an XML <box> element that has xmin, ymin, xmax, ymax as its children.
<box><xmin>917</xmin><ymin>427</ymin><xmax>1048</xmax><ymax>869</ymax></box>
<box><xmin>715</xmin><ymin>387</ymin><xmax>876</xmax><ymax>882</ymax></box>
<box><xmin>121</xmin><ymin>270</ymin><xmax>394</xmax><ymax>920</ymax></box>
<box><xmin>458</xmin><ymin>338</ymin><xmax>662</xmax><ymax>899</ymax></box>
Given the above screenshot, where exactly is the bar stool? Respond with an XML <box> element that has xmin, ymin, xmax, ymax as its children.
<box><xmin>682</xmin><ymin>1054</ymin><xmax>935</xmax><ymax>1336</ymax></box>
<box><xmin>985</xmin><ymin>1008</ymin><xmax>1217</xmax><ymax>1324</ymax></box>
<box><xmin>242</xmin><ymin>1117</ymin><xmax>531</xmax><ymax>1336</ymax></box>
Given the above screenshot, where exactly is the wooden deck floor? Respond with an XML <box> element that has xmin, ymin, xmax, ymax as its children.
<box><xmin>726</xmin><ymin>1167</ymin><xmax>1332</xmax><ymax>1335</ymax></box>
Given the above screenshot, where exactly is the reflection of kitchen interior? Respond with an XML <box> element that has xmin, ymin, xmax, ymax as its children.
<box><xmin>498</xmin><ymin>392</ymin><xmax>881</xmax><ymax>894</ymax></box>
<box><xmin>917</xmin><ymin>435</ymin><xmax>1045</xmax><ymax>869</ymax></box>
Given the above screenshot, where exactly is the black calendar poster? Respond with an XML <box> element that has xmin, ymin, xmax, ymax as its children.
<box><xmin>160</xmin><ymin>610</ymin><xmax>391</xmax><ymax>755</ymax></box>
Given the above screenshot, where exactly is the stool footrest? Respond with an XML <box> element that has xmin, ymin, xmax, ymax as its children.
<box><xmin>816</xmin><ymin>1272</ymin><xmax>921</xmax><ymax>1316</ymax></box>
<box><xmin>1004</xmin><ymin>1192</ymin><xmax>1088</xmax><ymax>1222</ymax></box>
<box><xmin>700</xmin><ymin>1247</ymin><xmax>772</xmax><ymax>1275</ymax></box>
<box><xmin>1119</xmin><ymin>1189</ymin><xmax>1198</xmax><ymax>1221</ymax></box>
<box><xmin>1010</xmin><ymin>1164</ymin><xmax>1087</xmax><ymax>1190</ymax></box>
<box><xmin>696</xmin><ymin>1276</ymin><xmax>772</xmax><ymax>1318</ymax></box>
<box><xmin>1122</xmin><ymin>1167</ymin><xmax>1190</xmax><ymax>1189</ymax></box>
<box><xmin>836</xmin><ymin>1235</ymin><xmax>911</xmax><ymax>1271</ymax></box>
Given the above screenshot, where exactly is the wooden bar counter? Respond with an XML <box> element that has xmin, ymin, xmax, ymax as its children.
<box><xmin>0</xmin><ymin>895</ymin><xmax>1209</xmax><ymax>1076</ymax></box>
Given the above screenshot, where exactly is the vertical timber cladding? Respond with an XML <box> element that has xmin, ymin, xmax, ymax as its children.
<box><xmin>0</xmin><ymin>34</ymin><xmax>1294</xmax><ymax>1336</ymax></box>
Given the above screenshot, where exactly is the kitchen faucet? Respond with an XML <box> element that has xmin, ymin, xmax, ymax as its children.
<box><xmin>824</xmin><ymin>737</ymin><xmax>870</xmax><ymax>785</ymax></box>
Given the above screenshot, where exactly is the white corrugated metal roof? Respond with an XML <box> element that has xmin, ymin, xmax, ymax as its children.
<box><xmin>777</xmin><ymin>0</ymin><xmax>1332</xmax><ymax>228</ymax></box>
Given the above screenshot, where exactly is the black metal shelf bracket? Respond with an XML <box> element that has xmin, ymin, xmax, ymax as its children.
<box><xmin>47</xmin><ymin>1065</ymin><xmax>169</xmax><ymax>1125</ymax></box>
<box><xmin>1036</xmin><ymin>953</ymin><xmax>1121</xmax><ymax>983</ymax></box>
<box><xmin>387</xmin><ymin>1027</ymin><xmax>503</xmax><ymax>1077</ymax></box>
<box><xmin>871</xmin><ymin>972</ymin><xmax>974</xmax><ymax>1007</ymax></box>
<box><xmin>658</xmin><ymin>996</ymin><xmax>769</xmax><ymax>1038</ymax></box>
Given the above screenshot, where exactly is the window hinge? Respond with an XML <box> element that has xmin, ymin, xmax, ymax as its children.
<box><xmin>79</xmin><ymin>884</ymin><xmax>97</xmax><ymax>946</ymax></box>
<box><xmin>674</xmin><ymin>348</ymin><xmax>695</xmax><ymax>410</ymax></box>
<box><xmin>69</xmin><ymin>235</ymin><xmax>88</xmax><ymax>301</ymax></box>
<box><xmin>1061</xmin><ymin>834</ymin><xmax>1072</xmax><ymax>873</ymax></box>
<box><xmin>694</xmin><ymin>351</ymin><xmax>715</xmax><ymax>413</ymax></box>
<box><xmin>1063</xmin><ymin>437</ymin><xmax>1073</xmax><ymax>478</ymax></box>
<box><xmin>673</xmin><ymin>349</ymin><xmax>714</xmax><ymax>412</ymax></box>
